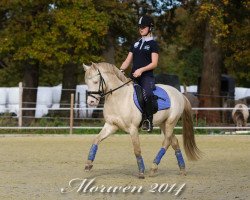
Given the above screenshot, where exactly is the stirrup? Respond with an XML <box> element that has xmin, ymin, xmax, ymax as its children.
<box><xmin>141</xmin><ymin>119</ymin><xmax>153</xmax><ymax>132</ymax></box>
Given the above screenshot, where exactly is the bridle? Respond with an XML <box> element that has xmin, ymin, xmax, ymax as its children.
<box><xmin>86</xmin><ymin>69</ymin><xmax>132</xmax><ymax>101</ymax></box>
<box><xmin>86</xmin><ymin>69</ymin><xmax>106</xmax><ymax>101</ymax></box>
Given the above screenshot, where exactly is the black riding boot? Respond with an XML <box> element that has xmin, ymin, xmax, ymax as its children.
<box><xmin>141</xmin><ymin>97</ymin><xmax>154</xmax><ymax>132</ymax></box>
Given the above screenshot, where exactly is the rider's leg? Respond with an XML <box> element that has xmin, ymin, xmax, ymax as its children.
<box><xmin>139</xmin><ymin>76</ymin><xmax>155</xmax><ymax>132</ymax></box>
<box><xmin>141</xmin><ymin>95</ymin><xmax>153</xmax><ymax>131</ymax></box>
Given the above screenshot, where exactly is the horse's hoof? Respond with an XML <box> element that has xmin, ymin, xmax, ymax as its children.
<box><xmin>149</xmin><ymin>163</ymin><xmax>158</xmax><ymax>177</ymax></box>
<box><xmin>149</xmin><ymin>168</ymin><xmax>158</xmax><ymax>177</ymax></box>
<box><xmin>138</xmin><ymin>173</ymin><xmax>145</xmax><ymax>179</ymax></box>
<box><xmin>85</xmin><ymin>164</ymin><xmax>93</xmax><ymax>171</ymax></box>
<box><xmin>179</xmin><ymin>169</ymin><xmax>186</xmax><ymax>176</ymax></box>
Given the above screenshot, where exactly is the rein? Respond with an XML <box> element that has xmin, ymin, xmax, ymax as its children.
<box><xmin>87</xmin><ymin>69</ymin><xmax>132</xmax><ymax>100</ymax></box>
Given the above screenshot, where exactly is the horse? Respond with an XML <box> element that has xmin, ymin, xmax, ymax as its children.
<box><xmin>83</xmin><ymin>62</ymin><xmax>201</xmax><ymax>179</ymax></box>
<box><xmin>232</xmin><ymin>103</ymin><xmax>249</xmax><ymax>127</ymax></box>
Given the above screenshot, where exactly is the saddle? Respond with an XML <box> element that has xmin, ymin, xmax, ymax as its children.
<box><xmin>133</xmin><ymin>84</ymin><xmax>171</xmax><ymax>119</ymax></box>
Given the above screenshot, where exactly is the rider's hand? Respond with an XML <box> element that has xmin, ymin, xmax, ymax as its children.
<box><xmin>133</xmin><ymin>69</ymin><xmax>143</xmax><ymax>78</ymax></box>
<box><xmin>120</xmin><ymin>68</ymin><xmax>125</xmax><ymax>74</ymax></box>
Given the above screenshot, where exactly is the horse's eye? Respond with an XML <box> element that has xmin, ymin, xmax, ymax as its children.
<box><xmin>93</xmin><ymin>81</ymin><xmax>98</xmax><ymax>84</ymax></box>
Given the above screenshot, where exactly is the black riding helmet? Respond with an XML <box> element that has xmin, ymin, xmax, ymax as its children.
<box><xmin>138</xmin><ymin>15</ymin><xmax>154</xmax><ymax>29</ymax></box>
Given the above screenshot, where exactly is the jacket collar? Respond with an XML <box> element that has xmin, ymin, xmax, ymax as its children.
<box><xmin>141</xmin><ymin>36</ymin><xmax>154</xmax><ymax>42</ymax></box>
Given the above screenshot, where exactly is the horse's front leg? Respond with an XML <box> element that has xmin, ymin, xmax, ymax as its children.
<box><xmin>130</xmin><ymin>127</ymin><xmax>145</xmax><ymax>179</ymax></box>
<box><xmin>85</xmin><ymin>123</ymin><xmax>118</xmax><ymax>171</ymax></box>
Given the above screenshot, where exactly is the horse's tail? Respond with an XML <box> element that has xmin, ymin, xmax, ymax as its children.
<box><xmin>182</xmin><ymin>95</ymin><xmax>201</xmax><ymax>161</ymax></box>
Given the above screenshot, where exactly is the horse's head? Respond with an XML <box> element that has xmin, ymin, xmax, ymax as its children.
<box><xmin>83</xmin><ymin>62</ymin><xmax>131</xmax><ymax>107</ymax></box>
<box><xmin>83</xmin><ymin>62</ymin><xmax>105</xmax><ymax>107</ymax></box>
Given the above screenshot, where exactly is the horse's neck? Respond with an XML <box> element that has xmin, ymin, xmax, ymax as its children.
<box><xmin>104</xmin><ymin>76</ymin><xmax>132</xmax><ymax>106</ymax></box>
<box><xmin>104</xmin><ymin>75</ymin><xmax>127</xmax><ymax>94</ymax></box>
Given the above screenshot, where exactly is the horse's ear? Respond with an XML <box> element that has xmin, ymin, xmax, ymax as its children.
<box><xmin>82</xmin><ymin>63</ymin><xmax>90</xmax><ymax>71</ymax></box>
<box><xmin>91</xmin><ymin>62</ymin><xmax>98</xmax><ymax>70</ymax></box>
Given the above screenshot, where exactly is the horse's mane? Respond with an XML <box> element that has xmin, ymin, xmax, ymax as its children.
<box><xmin>97</xmin><ymin>62</ymin><xmax>131</xmax><ymax>84</ymax></box>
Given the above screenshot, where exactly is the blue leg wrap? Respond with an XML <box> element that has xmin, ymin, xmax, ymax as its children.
<box><xmin>136</xmin><ymin>156</ymin><xmax>145</xmax><ymax>173</ymax></box>
<box><xmin>153</xmin><ymin>148</ymin><xmax>166</xmax><ymax>165</ymax></box>
<box><xmin>88</xmin><ymin>144</ymin><xmax>98</xmax><ymax>161</ymax></box>
<box><xmin>175</xmin><ymin>149</ymin><xmax>185</xmax><ymax>169</ymax></box>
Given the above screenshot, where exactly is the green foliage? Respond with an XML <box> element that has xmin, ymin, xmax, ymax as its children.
<box><xmin>180</xmin><ymin>48</ymin><xmax>203</xmax><ymax>85</ymax></box>
<box><xmin>0</xmin><ymin>63</ymin><xmax>23</xmax><ymax>86</ymax></box>
<box><xmin>185</xmin><ymin>0</ymin><xmax>250</xmax><ymax>86</ymax></box>
<box><xmin>223</xmin><ymin>11</ymin><xmax>250</xmax><ymax>86</ymax></box>
<box><xmin>0</xmin><ymin>0</ymin><xmax>109</xmax><ymax>86</ymax></box>
<box><xmin>156</xmin><ymin>7</ymin><xmax>203</xmax><ymax>85</ymax></box>
<box><xmin>157</xmin><ymin>44</ymin><xmax>203</xmax><ymax>85</ymax></box>
<box><xmin>7</xmin><ymin>1</ymin><xmax>107</xmax><ymax>63</ymax></box>
<box><xmin>158</xmin><ymin>1</ymin><xmax>249</xmax><ymax>87</ymax></box>
<box><xmin>92</xmin><ymin>0</ymin><xmax>138</xmax><ymax>65</ymax></box>
<box><xmin>47</xmin><ymin>1</ymin><xmax>109</xmax><ymax>64</ymax></box>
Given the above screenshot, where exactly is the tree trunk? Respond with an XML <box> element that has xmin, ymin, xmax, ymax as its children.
<box><xmin>102</xmin><ymin>31</ymin><xmax>115</xmax><ymax>64</ymax></box>
<box><xmin>60</xmin><ymin>62</ymin><xmax>77</xmax><ymax>116</ymax></box>
<box><xmin>199</xmin><ymin>21</ymin><xmax>222</xmax><ymax>124</ymax></box>
<box><xmin>22</xmin><ymin>60</ymin><xmax>39</xmax><ymax>125</ymax></box>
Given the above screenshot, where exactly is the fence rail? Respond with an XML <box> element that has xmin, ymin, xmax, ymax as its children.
<box><xmin>1</xmin><ymin>105</ymin><xmax>249</xmax><ymax>132</ymax></box>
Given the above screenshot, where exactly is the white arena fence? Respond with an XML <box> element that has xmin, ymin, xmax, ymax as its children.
<box><xmin>0</xmin><ymin>82</ymin><xmax>249</xmax><ymax>133</ymax></box>
<box><xmin>0</xmin><ymin>83</ymin><xmax>96</xmax><ymax>118</ymax></box>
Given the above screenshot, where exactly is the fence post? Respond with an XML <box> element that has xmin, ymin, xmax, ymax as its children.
<box><xmin>222</xmin><ymin>97</ymin><xmax>225</xmax><ymax>123</ymax></box>
<box><xmin>70</xmin><ymin>93</ymin><xmax>74</xmax><ymax>135</ymax></box>
<box><xmin>18</xmin><ymin>82</ymin><xmax>23</xmax><ymax>127</ymax></box>
<box><xmin>196</xmin><ymin>111</ymin><xmax>198</xmax><ymax>126</ymax></box>
<box><xmin>77</xmin><ymin>92</ymin><xmax>80</xmax><ymax>118</ymax></box>
<box><xmin>85</xmin><ymin>90</ymin><xmax>88</xmax><ymax>118</ymax></box>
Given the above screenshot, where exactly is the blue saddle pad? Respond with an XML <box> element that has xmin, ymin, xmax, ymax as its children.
<box><xmin>133</xmin><ymin>85</ymin><xmax>171</xmax><ymax>113</ymax></box>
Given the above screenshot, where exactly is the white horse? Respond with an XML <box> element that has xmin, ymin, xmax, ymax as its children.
<box><xmin>83</xmin><ymin>62</ymin><xmax>201</xmax><ymax>179</ymax></box>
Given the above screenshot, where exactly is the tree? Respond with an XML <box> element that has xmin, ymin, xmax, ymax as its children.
<box><xmin>156</xmin><ymin>7</ymin><xmax>204</xmax><ymax>84</ymax></box>
<box><xmin>0</xmin><ymin>1</ymin><xmax>52</xmax><ymax>123</ymax></box>
<box><xmin>173</xmin><ymin>1</ymin><xmax>230</xmax><ymax>123</ymax></box>
<box><xmin>195</xmin><ymin>0</ymin><xmax>249</xmax><ymax>123</ymax></box>
<box><xmin>46</xmin><ymin>1</ymin><xmax>109</xmax><ymax>108</ymax></box>
<box><xmin>92</xmin><ymin>0</ymin><xmax>138</xmax><ymax>65</ymax></box>
<box><xmin>157</xmin><ymin>0</ymin><xmax>249</xmax><ymax>123</ymax></box>
<box><xmin>199</xmin><ymin>20</ymin><xmax>223</xmax><ymax>123</ymax></box>
<box><xmin>0</xmin><ymin>0</ymin><xmax>109</xmax><ymax>122</ymax></box>
<box><xmin>222</xmin><ymin>0</ymin><xmax>250</xmax><ymax>86</ymax></box>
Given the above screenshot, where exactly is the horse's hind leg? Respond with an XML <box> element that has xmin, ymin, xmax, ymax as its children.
<box><xmin>150</xmin><ymin>122</ymin><xmax>174</xmax><ymax>177</ymax></box>
<box><xmin>130</xmin><ymin>127</ymin><xmax>145</xmax><ymax>179</ymax></box>
<box><xmin>171</xmin><ymin>135</ymin><xmax>186</xmax><ymax>176</ymax></box>
<box><xmin>85</xmin><ymin>123</ymin><xmax>118</xmax><ymax>171</ymax></box>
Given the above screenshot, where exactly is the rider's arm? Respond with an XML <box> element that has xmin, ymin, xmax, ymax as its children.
<box><xmin>140</xmin><ymin>52</ymin><xmax>159</xmax><ymax>72</ymax></box>
<box><xmin>120</xmin><ymin>52</ymin><xmax>133</xmax><ymax>71</ymax></box>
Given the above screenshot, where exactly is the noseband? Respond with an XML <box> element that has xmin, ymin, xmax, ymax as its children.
<box><xmin>86</xmin><ymin>69</ymin><xmax>132</xmax><ymax>101</ymax></box>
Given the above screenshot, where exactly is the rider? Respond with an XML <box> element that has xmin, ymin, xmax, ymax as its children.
<box><xmin>120</xmin><ymin>15</ymin><xmax>159</xmax><ymax>132</ymax></box>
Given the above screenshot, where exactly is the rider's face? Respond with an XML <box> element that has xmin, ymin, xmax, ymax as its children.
<box><xmin>139</xmin><ymin>26</ymin><xmax>150</xmax><ymax>36</ymax></box>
